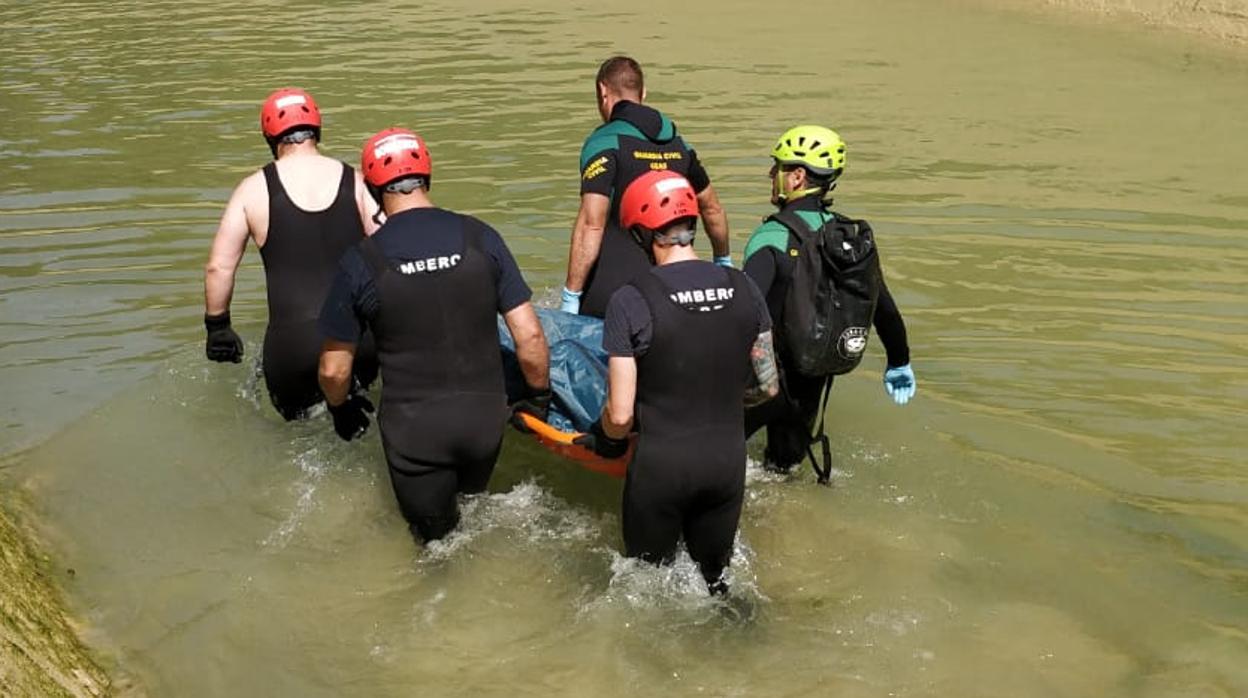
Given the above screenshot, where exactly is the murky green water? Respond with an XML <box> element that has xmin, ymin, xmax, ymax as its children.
<box><xmin>2</xmin><ymin>0</ymin><xmax>1246</xmax><ymax>695</ymax></box>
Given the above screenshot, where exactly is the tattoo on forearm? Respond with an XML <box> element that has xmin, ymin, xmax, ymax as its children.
<box><xmin>745</xmin><ymin>330</ymin><xmax>780</xmax><ymax>406</ymax></box>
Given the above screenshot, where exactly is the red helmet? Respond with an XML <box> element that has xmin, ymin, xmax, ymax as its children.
<box><xmin>361</xmin><ymin>127</ymin><xmax>432</xmax><ymax>189</ymax></box>
<box><xmin>259</xmin><ymin>88</ymin><xmax>321</xmax><ymax>140</ymax></box>
<box><xmin>620</xmin><ymin>170</ymin><xmax>698</xmax><ymax>231</ymax></box>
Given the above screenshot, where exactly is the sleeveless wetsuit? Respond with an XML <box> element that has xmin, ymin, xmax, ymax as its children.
<box><xmin>621</xmin><ymin>264</ymin><xmax>758</xmax><ymax>588</ymax></box>
<box><xmin>356</xmin><ymin>218</ymin><xmax>509</xmax><ymax>542</ymax></box>
<box><xmin>259</xmin><ymin>162</ymin><xmax>377</xmax><ymax>420</ymax></box>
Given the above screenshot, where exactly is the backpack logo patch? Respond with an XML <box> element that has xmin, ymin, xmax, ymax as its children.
<box><xmin>838</xmin><ymin>326</ymin><xmax>869</xmax><ymax>359</ymax></box>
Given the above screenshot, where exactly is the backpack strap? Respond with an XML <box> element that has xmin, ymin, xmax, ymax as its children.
<box><xmin>770</xmin><ymin>208</ymin><xmax>851</xmax><ymax>255</ymax></box>
<box><xmin>805</xmin><ymin>375</ymin><xmax>835</xmax><ymax>485</ymax></box>
<box><xmin>766</xmin><ymin>209</ymin><xmax>815</xmax><ymax>245</ymax></box>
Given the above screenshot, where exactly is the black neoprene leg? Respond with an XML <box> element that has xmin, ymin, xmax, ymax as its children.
<box><xmin>621</xmin><ymin>463</ymin><xmax>682</xmax><ymax>565</ymax></box>
<box><xmin>683</xmin><ymin>489</ymin><xmax>744</xmax><ymax>594</ymax></box>
<box><xmin>262</xmin><ymin>327</ymin><xmax>323</xmax><ymax>420</ymax></box>
<box><xmin>744</xmin><ymin>392</ymin><xmax>787</xmax><ymax>441</ymax></box>
<box><xmin>454</xmin><ymin>439</ymin><xmax>502</xmax><ymax>495</ymax></box>
<box><xmin>386</xmin><ymin>463</ymin><xmax>460</xmax><ymax>542</ymax></box>
<box><xmin>763</xmin><ymin>373</ymin><xmax>832</xmax><ymax>470</ymax></box>
<box><xmin>382</xmin><ymin>435</ymin><xmax>503</xmax><ymax>543</ymax></box>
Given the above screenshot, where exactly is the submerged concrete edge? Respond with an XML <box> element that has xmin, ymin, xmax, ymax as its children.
<box><xmin>0</xmin><ymin>493</ymin><xmax>112</xmax><ymax>697</ymax></box>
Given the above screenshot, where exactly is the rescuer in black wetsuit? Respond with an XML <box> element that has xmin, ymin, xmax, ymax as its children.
<box><xmin>560</xmin><ymin>56</ymin><xmax>734</xmax><ymax>318</ymax></box>
<box><xmin>203</xmin><ymin>87</ymin><xmax>379</xmax><ymax>419</ymax></box>
<box><xmin>743</xmin><ymin>125</ymin><xmax>916</xmax><ymax>477</ymax></box>
<box><xmin>317</xmin><ymin>128</ymin><xmax>550</xmax><ymax>543</ymax></box>
<box><xmin>576</xmin><ymin>171</ymin><xmax>778</xmax><ymax>594</ymax></box>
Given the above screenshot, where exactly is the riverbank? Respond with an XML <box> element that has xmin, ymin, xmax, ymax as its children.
<box><xmin>0</xmin><ymin>490</ymin><xmax>110</xmax><ymax>697</ymax></box>
<box><xmin>998</xmin><ymin>0</ymin><xmax>1248</xmax><ymax>44</ymax></box>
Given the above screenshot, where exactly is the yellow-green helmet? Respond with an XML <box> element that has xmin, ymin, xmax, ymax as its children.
<box><xmin>770</xmin><ymin>125</ymin><xmax>846</xmax><ymax>178</ymax></box>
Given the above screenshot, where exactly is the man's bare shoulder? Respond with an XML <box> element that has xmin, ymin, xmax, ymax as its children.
<box><xmin>223</xmin><ymin>168</ymin><xmax>272</xmax><ymax>238</ymax></box>
<box><xmin>233</xmin><ymin>168</ymin><xmax>269</xmax><ymax>198</ymax></box>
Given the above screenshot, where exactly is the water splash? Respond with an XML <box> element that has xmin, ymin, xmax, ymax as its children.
<box><xmin>421</xmin><ymin>480</ymin><xmax>600</xmax><ymax>562</ymax></box>
<box><xmin>260</xmin><ymin>439</ymin><xmax>331</xmax><ymax>548</ymax></box>
<box><xmin>233</xmin><ymin>354</ymin><xmax>265</xmax><ymax>411</ymax></box>
<box><xmin>581</xmin><ymin>533</ymin><xmax>768</xmax><ymax>624</ymax></box>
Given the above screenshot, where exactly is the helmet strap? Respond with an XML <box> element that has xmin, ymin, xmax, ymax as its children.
<box><xmin>789</xmin><ymin>185</ymin><xmax>825</xmax><ymax>201</ymax></box>
<box><xmin>773</xmin><ymin>164</ymin><xmax>821</xmax><ymax>205</ymax></box>
<box><xmin>773</xmin><ymin>166</ymin><xmax>788</xmax><ymax>203</ymax></box>
<box><xmin>629</xmin><ymin>227</ymin><xmax>658</xmax><ymax>264</ymax></box>
<box><xmin>819</xmin><ymin>181</ymin><xmax>837</xmax><ymax>207</ymax></box>
<box><xmin>777</xmin><ymin>185</ymin><xmax>825</xmax><ymax>206</ymax></box>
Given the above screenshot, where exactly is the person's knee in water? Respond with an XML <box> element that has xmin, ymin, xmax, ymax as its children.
<box><xmin>741</xmin><ymin>125</ymin><xmax>917</xmax><ymax>479</ymax></box>
<box><xmin>580</xmin><ymin>171</ymin><xmax>778</xmax><ymax>593</ymax></box>
<box><xmin>561</xmin><ymin>56</ymin><xmax>733</xmax><ymax>318</ymax></box>
<box><xmin>202</xmin><ymin>87</ymin><xmax>381</xmax><ymax>420</ymax></box>
<box><xmin>317</xmin><ymin>127</ymin><xmax>550</xmax><ymax>544</ymax></box>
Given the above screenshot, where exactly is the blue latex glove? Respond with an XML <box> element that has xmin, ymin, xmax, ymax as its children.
<box><xmin>713</xmin><ymin>255</ymin><xmax>734</xmax><ymax>268</ymax></box>
<box><xmin>559</xmin><ymin>286</ymin><xmax>582</xmax><ymax>314</ymax></box>
<box><xmin>883</xmin><ymin>364</ymin><xmax>916</xmax><ymax>406</ymax></box>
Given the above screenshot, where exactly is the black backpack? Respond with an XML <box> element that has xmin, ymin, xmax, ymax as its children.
<box><xmin>768</xmin><ymin>208</ymin><xmax>882</xmax><ymax>377</ymax></box>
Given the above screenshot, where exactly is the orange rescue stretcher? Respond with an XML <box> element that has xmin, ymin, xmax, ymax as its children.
<box><xmin>511</xmin><ymin>412</ymin><xmax>632</xmax><ymax>478</ymax></box>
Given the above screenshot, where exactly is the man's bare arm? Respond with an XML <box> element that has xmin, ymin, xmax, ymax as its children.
<box><xmin>565</xmin><ymin>192</ymin><xmax>611</xmax><ymax>291</ymax></box>
<box><xmin>696</xmin><ymin>185</ymin><xmax>731</xmax><ymax>259</ymax></box>
<box><xmin>502</xmin><ymin>301</ymin><xmax>550</xmax><ymax>391</ymax></box>
<box><xmin>744</xmin><ymin>330</ymin><xmax>780</xmax><ymax>406</ymax></box>
<box><xmin>603</xmin><ymin>355</ymin><xmax>637</xmax><ymax>439</ymax></box>
<box><xmin>354</xmin><ymin>171</ymin><xmax>381</xmax><ymax>235</ymax></box>
<box><xmin>204</xmin><ymin>177</ymin><xmax>256</xmax><ymax>316</ymax></box>
<box><xmin>318</xmin><ymin>339</ymin><xmax>357</xmax><ymax>406</ymax></box>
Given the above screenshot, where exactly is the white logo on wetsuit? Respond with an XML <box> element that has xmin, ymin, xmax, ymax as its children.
<box><xmin>669</xmin><ymin>286</ymin><xmax>734</xmax><ymax>312</ymax></box>
<box><xmin>398</xmin><ymin>254</ymin><xmax>461</xmax><ymax>274</ymax></box>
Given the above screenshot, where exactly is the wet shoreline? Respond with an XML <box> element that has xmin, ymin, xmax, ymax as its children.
<box><xmin>992</xmin><ymin>0</ymin><xmax>1248</xmax><ymax>45</ymax></box>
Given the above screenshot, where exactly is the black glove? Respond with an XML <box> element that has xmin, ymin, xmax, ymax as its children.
<box><xmin>573</xmin><ymin>420</ymin><xmax>629</xmax><ymax>459</ymax></box>
<box><xmin>327</xmin><ymin>394</ymin><xmax>374</xmax><ymax>441</ymax></box>
<box><xmin>204</xmin><ymin>312</ymin><xmax>243</xmax><ymax>363</ymax></box>
<box><xmin>510</xmin><ymin>386</ymin><xmax>553</xmax><ymax>431</ymax></box>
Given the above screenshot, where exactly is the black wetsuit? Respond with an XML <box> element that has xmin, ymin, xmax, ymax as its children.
<box><xmin>318</xmin><ymin>208</ymin><xmax>532</xmax><ymax>542</ymax></box>
<box><xmin>578</xmin><ymin>101</ymin><xmax>711</xmax><ymax>318</ymax></box>
<box><xmin>258</xmin><ymin>162</ymin><xmax>377</xmax><ymax>420</ymax></box>
<box><xmin>742</xmin><ymin>197</ymin><xmax>911</xmax><ymax>470</ymax></box>
<box><xmin>604</xmin><ymin>261</ymin><xmax>768</xmax><ymax>589</ymax></box>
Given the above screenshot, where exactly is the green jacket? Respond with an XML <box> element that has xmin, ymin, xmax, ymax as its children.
<box><xmin>743</xmin><ymin>204</ymin><xmax>833</xmax><ymax>262</ymax></box>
